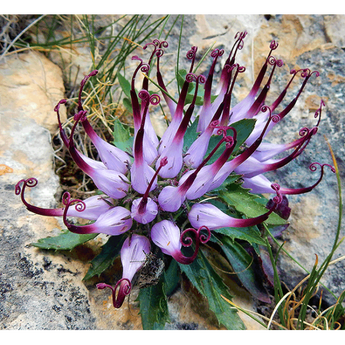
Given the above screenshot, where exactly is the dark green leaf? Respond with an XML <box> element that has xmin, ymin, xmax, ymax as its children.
<box><xmin>183</xmin><ymin>119</ymin><xmax>199</xmax><ymax>151</ymax></box>
<box><xmin>219</xmin><ymin>183</ymin><xmax>286</xmax><ymax>226</ymax></box>
<box><xmin>138</xmin><ymin>279</ymin><xmax>170</xmax><ymax>330</ymax></box>
<box><xmin>178</xmin><ymin>249</ymin><xmax>245</xmax><ymax>330</ymax></box>
<box><xmin>216</xmin><ymin>235</ymin><xmax>270</xmax><ymax>303</ymax></box>
<box><xmin>164</xmin><ymin>259</ymin><xmax>180</xmax><ymax>297</ymax></box>
<box><xmin>231</xmin><ymin>119</ymin><xmax>257</xmax><ymax>153</ymax></box>
<box><xmin>122</xmin><ymin>97</ymin><xmax>133</xmax><ymax>113</ymax></box>
<box><xmin>83</xmin><ymin>236</ymin><xmax>125</xmax><ymax>281</ymax></box>
<box><xmin>32</xmin><ymin>230</ymin><xmax>97</xmax><ymax>251</ymax></box>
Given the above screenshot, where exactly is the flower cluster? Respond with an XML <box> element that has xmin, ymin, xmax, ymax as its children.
<box><xmin>15</xmin><ymin>32</ymin><xmax>334</xmax><ymax>309</ymax></box>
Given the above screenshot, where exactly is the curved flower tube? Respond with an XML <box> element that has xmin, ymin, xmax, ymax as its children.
<box><xmin>151</xmin><ymin>220</ymin><xmax>211</xmax><ymax>264</ymax></box>
<box><xmin>97</xmin><ymin>234</ymin><xmax>151</xmax><ymax>308</ymax></box>
<box><xmin>97</xmin><ymin>278</ymin><xmax>131</xmax><ymax>309</ymax></box>
<box><xmin>65</xmin><ymin>111</ymin><xmax>130</xmax><ymax>199</ymax></box>
<box><xmin>158</xmin><ymin>125</ymin><xmax>236</xmax><ymax>211</ymax></box>
<box><xmin>158</xmin><ymin>46</ymin><xmax>199</xmax><ymax>154</ymax></box>
<box><xmin>132</xmin><ymin>157</ymin><xmax>167</xmax><ymax>222</ymax></box>
<box><xmin>189</xmin><ymin>183</ymin><xmax>282</xmax><ymax>230</ymax></box>
<box><xmin>62</xmin><ymin>192</ymin><xmax>132</xmax><ymax>235</ymax></box>
<box><xmin>74</xmin><ymin>70</ymin><xmax>131</xmax><ymax>174</ymax></box>
<box><xmin>241</xmin><ymin>162</ymin><xmax>335</xmax><ymax>196</ymax></box>
<box><xmin>15</xmin><ymin>178</ymin><xmax>112</xmax><ymax>220</ymax></box>
<box><xmin>157</xmin><ymin>74</ymin><xmax>206</xmax><ymax>178</ymax></box>
<box><xmin>188</xmin><ymin>200</ymin><xmax>277</xmax><ymax>231</ymax></box>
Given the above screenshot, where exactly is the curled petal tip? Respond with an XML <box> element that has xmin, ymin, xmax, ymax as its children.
<box><xmin>96</xmin><ymin>283</ymin><xmax>110</xmax><ymax>290</ymax></box>
<box><xmin>90</xmin><ymin>70</ymin><xmax>98</xmax><ymax>76</ymax></box>
<box><xmin>271</xmin><ymin>183</ymin><xmax>283</xmax><ymax>205</ymax></box>
<box><xmin>54</xmin><ymin>99</ymin><xmax>67</xmax><ymax>112</ymax></box>
<box><xmin>270</xmin><ymin>40</ymin><xmax>279</xmax><ymax>50</ymax></box>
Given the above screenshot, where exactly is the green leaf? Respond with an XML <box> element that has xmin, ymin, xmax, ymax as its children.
<box><xmin>116</xmin><ymin>72</ymin><xmax>131</xmax><ymax>98</ymax></box>
<box><xmin>183</xmin><ymin>119</ymin><xmax>199</xmax><ymax>150</ymax></box>
<box><xmin>213</xmin><ymin>225</ymin><xmax>265</xmax><ymax>246</ymax></box>
<box><xmin>215</xmin><ymin>235</ymin><xmax>270</xmax><ymax>303</ymax></box>
<box><xmin>122</xmin><ymin>97</ymin><xmax>133</xmax><ymax>113</ymax></box>
<box><xmin>83</xmin><ymin>235</ymin><xmax>125</xmax><ymax>281</ymax></box>
<box><xmin>113</xmin><ymin>118</ymin><xmax>134</xmax><ymax>153</ymax></box>
<box><xmin>178</xmin><ymin>249</ymin><xmax>245</xmax><ymax>330</ymax></box>
<box><xmin>219</xmin><ymin>183</ymin><xmax>286</xmax><ymax>226</ymax></box>
<box><xmin>138</xmin><ymin>279</ymin><xmax>170</xmax><ymax>330</ymax></box>
<box><xmin>31</xmin><ymin>230</ymin><xmax>97</xmax><ymax>251</ymax></box>
<box><xmin>164</xmin><ymin>259</ymin><xmax>180</xmax><ymax>297</ymax></box>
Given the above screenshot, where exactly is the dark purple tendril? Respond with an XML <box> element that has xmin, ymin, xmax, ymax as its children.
<box><xmin>97</xmin><ymin>278</ymin><xmax>132</xmax><ymax>308</ymax></box>
<box><xmin>261</xmin><ymin>104</ymin><xmax>280</xmax><ymax>124</ymax></box>
<box><xmin>174</xmin><ymin>226</ymin><xmax>211</xmax><ymax>264</ymax></box>
<box><xmin>62</xmin><ymin>192</ymin><xmax>85</xmax><ymax>229</ymax></box>
<box><xmin>15</xmin><ymin>178</ymin><xmax>65</xmax><ymax>217</ymax></box>
<box><xmin>271</xmin><ymin>183</ymin><xmax>283</xmax><ymax>205</ymax></box>
<box><xmin>78</xmin><ymin>70</ymin><xmax>98</xmax><ymax>111</ymax></box>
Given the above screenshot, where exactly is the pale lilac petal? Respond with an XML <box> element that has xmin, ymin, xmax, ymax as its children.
<box><xmin>121</xmin><ymin>235</ymin><xmax>151</xmax><ymax>281</ymax></box>
<box><xmin>131</xmin><ymin>197</ymin><xmax>158</xmax><ymax>224</ymax></box>
<box><xmin>151</xmin><ymin>220</ymin><xmax>181</xmax><ymax>256</ymax></box>
<box><xmin>158</xmin><ymin>185</ymin><xmax>186</xmax><ymax>212</ymax></box>
<box><xmin>130</xmin><ymin>160</ymin><xmax>156</xmax><ymax>194</ymax></box>
<box><xmin>92</xmin><ymin>169</ymin><xmax>129</xmax><ymax>199</ymax></box>
<box><xmin>156</xmin><ymin>140</ymin><xmax>183</xmax><ymax>178</ymax></box>
<box><xmin>67</xmin><ymin>195</ymin><xmax>112</xmax><ymax>220</ymax></box>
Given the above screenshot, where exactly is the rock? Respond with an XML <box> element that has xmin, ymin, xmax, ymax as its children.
<box><xmin>0</xmin><ymin>51</ymin><xmax>66</xmax><ymax>133</ymax></box>
<box><xmin>0</xmin><ymin>51</ymin><xmax>97</xmax><ymax>329</ymax></box>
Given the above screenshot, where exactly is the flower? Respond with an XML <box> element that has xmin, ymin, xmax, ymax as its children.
<box><xmin>97</xmin><ymin>234</ymin><xmax>150</xmax><ymax>308</ymax></box>
<box><xmin>151</xmin><ymin>220</ymin><xmax>211</xmax><ymax>264</ymax></box>
<box><xmin>16</xmin><ymin>32</ymin><xmax>334</xmax><ymax>308</ymax></box>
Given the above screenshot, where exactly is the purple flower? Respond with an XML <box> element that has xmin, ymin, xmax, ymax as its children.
<box><xmin>97</xmin><ymin>234</ymin><xmax>150</xmax><ymax>308</ymax></box>
<box><xmin>188</xmin><ymin>200</ymin><xmax>277</xmax><ymax>230</ymax></box>
<box><xmin>16</xmin><ymin>33</ymin><xmax>334</xmax><ymax>309</ymax></box>
<box><xmin>151</xmin><ymin>220</ymin><xmax>211</xmax><ymax>265</ymax></box>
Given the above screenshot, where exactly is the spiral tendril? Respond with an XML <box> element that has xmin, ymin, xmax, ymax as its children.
<box><xmin>309</xmin><ymin>162</ymin><xmax>336</xmax><ymax>174</ymax></box>
<box><xmin>270</xmin><ymin>40</ymin><xmax>279</xmax><ymax>51</ymax></box>
<box><xmin>97</xmin><ymin>278</ymin><xmax>132</xmax><ymax>309</ymax></box>
<box><xmin>186</xmin><ymin>46</ymin><xmax>198</xmax><ymax>60</ymax></box>
<box><xmin>271</xmin><ymin>183</ymin><xmax>283</xmax><ymax>205</ymax></box>
<box><xmin>180</xmin><ymin>226</ymin><xmax>211</xmax><ymax>248</ymax></box>
<box><xmin>211</xmin><ymin>48</ymin><xmax>224</xmax><ymax>58</ymax></box>
<box><xmin>62</xmin><ymin>192</ymin><xmax>86</xmax><ymax>226</ymax></box>
<box><xmin>132</xmin><ymin>56</ymin><xmax>150</xmax><ymax>75</ymax></box>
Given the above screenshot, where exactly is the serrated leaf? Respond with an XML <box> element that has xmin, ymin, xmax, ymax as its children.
<box><xmin>31</xmin><ymin>230</ymin><xmax>97</xmax><ymax>251</ymax></box>
<box><xmin>83</xmin><ymin>235</ymin><xmax>125</xmax><ymax>281</ymax></box>
<box><xmin>219</xmin><ymin>183</ymin><xmax>286</xmax><ymax>226</ymax></box>
<box><xmin>213</xmin><ymin>225</ymin><xmax>265</xmax><ymax>246</ymax></box>
<box><xmin>138</xmin><ymin>279</ymin><xmax>170</xmax><ymax>330</ymax></box>
<box><xmin>178</xmin><ymin>249</ymin><xmax>245</xmax><ymax>330</ymax></box>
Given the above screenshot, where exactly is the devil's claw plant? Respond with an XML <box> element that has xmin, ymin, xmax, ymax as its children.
<box><xmin>16</xmin><ymin>32</ymin><xmax>334</xmax><ymax>329</ymax></box>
